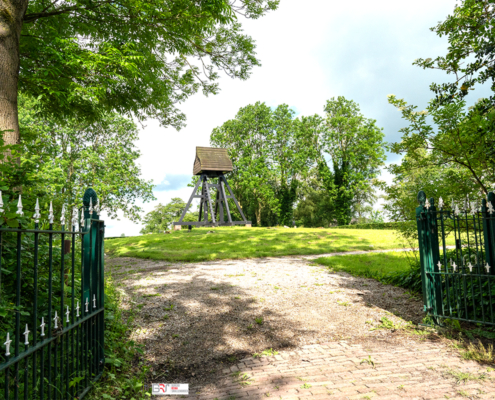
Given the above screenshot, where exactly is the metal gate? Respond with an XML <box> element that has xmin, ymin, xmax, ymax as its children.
<box><xmin>0</xmin><ymin>188</ymin><xmax>105</xmax><ymax>399</ymax></box>
<box><xmin>416</xmin><ymin>190</ymin><xmax>495</xmax><ymax>326</ymax></box>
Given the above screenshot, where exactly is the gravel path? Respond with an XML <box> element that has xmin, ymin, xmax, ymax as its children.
<box><xmin>107</xmin><ymin>250</ymin><xmax>493</xmax><ymax>399</ymax></box>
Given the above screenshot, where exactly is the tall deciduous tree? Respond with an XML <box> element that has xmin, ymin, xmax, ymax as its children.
<box><xmin>414</xmin><ymin>0</ymin><xmax>495</xmax><ymax>105</ymax></box>
<box><xmin>1</xmin><ymin>94</ymin><xmax>155</xmax><ymax>222</ymax></box>
<box><xmin>0</xmin><ymin>0</ymin><xmax>279</xmax><ymax>146</ymax></box>
<box><xmin>211</xmin><ymin>102</ymin><xmax>279</xmax><ymax>225</ymax></box>
<box><xmin>141</xmin><ymin>198</ymin><xmax>198</xmax><ymax>234</ymax></box>
<box><xmin>319</xmin><ymin>97</ymin><xmax>386</xmax><ymax>225</ymax></box>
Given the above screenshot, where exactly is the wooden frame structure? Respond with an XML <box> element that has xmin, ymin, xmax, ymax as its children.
<box><xmin>174</xmin><ymin>147</ymin><xmax>251</xmax><ymax>228</ymax></box>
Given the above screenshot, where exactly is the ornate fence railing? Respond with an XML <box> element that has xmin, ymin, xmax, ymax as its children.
<box><xmin>416</xmin><ymin>190</ymin><xmax>495</xmax><ymax>326</ymax></box>
<box><xmin>0</xmin><ymin>188</ymin><xmax>105</xmax><ymax>399</ymax></box>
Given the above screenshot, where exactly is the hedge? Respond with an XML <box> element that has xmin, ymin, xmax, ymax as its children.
<box><xmin>332</xmin><ymin>221</ymin><xmax>415</xmax><ymax>230</ymax></box>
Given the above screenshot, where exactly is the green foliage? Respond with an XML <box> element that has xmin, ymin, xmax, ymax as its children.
<box><xmin>1</xmin><ymin>95</ymin><xmax>154</xmax><ymax>222</ymax></box>
<box><xmin>320</xmin><ymin>97</ymin><xmax>387</xmax><ymax>225</ymax></box>
<box><xmin>211</xmin><ymin>99</ymin><xmax>386</xmax><ymax>227</ymax></box>
<box><xmin>86</xmin><ymin>277</ymin><xmax>149</xmax><ymax>399</ymax></box>
<box><xmin>140</xmin><ymin>198</ymin><xmax>198</xmax><ymax>234</ymax></box>
<box><xmin>414</xmin><ymin>0</ymin><xmax>495</xmax><ymax>107</ymax></box>
<box><xmin>210</xmin><ymin>102</ymin><xmax>313</xmax><ymax>226</ymax></box>
<box><xmin>332</xmin><ymin>221</ymin><xmax>415</xmax><ymax>230</ymax></box>
<box><xmin>20</xmin><ymin>0</ymin><xmax>279</xmax><ymax>128</ymax></box>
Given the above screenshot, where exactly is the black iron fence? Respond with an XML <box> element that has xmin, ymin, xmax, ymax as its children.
<box><xmin>416</xmin><ymin>190</ymin><xmax>495</xmax><ymax>326</ymax></box>
<box><xmin>0</xmin><ymin>188</ymin><xmax>105</xmax><ymax>399</ymax></box>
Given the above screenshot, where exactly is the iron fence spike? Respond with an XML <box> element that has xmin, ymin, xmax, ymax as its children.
<box><xmin>16</xmin><ymin>194</ymin><xmax>24</xmax><ymax>216</ymax></box>
<box><xmin>89</xmin><ymin>197</ymin><xmax>93</xmax><ymax>214</ymax></box>
<box><xmin>93</xmin><ymin>294</ymin><xmax>96</xmax><ymax>308</ymax></box>
<box><xmin>49</xmin><ymin>201</ymin><xmax>54</xmax><ymax>224</ymax></box>
<box><xmin>438</xmin><ymin>197</ymin><xmax>444</xmax><ymax>209</ymax></box>
<box><xmin>0</xmin><ymin>190</ymin><xmax>4</xmax><ymax>213</ymax></box>
<box><xmin>76</xmin><ymin>301</ymin><xmax>80</xmax><ymax>317</ymax></box>
<box><xmin>66</xmin><ymin>306</ymin><xmax>70</xmax><ymax>323</ymax></box>
<box><xmin>53</xmin><ymin>311</ymin><xmax>58</xmax><ymax>329</ymax></box>
<box><xmin>4</xmin><ymin>333</ymin><xmax>11</xmax><ymax>356</ymax></box>
<box><xmin>40</xmin><ymin>317</ymin><xmax>46</xmax><ymax>337</ymax></box>
<box><xmin>34</xmin><ymin>198</ymin><xmax>41</xmax><ymax>223</ymax></box>
<box><xmin>60</xmin><ymin>204</ymin><xmax>66</xmax><ymax>226</ymax></box>
<box><xmin>23</xmin><ymin>324</ymin><xmax>30</xmax><ymax>345</ymax></box>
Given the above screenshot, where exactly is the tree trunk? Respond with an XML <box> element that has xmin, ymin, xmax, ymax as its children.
<box><xmin>0</xmin><ymin>0</ymin><xmax>29</xmax><ymax>149</ymax></box>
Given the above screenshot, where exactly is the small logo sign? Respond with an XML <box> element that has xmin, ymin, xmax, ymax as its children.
<box><xmin>152</xmin><ymin>383</ymin><xmax>189</xmax><ymax>396</ymax></box>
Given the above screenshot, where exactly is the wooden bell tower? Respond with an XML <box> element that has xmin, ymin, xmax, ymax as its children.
<box><xmin>173</xmin><ymin>147</ymin><xmax>251</xmax><ymax>229</ymax></box>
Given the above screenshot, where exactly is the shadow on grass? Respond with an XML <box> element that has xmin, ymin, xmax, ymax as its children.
<box><xmin>105</xmin><ymin>227</ymin><xmax>402</xmax><ymax>263</ymax></box>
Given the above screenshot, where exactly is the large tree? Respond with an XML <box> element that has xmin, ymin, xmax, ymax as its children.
<box><xmin>140</xmin><ymin>198</ymin><xmax>198</xmax><ymax>234</ymax></box>
<box><xmin>414</xmin><ymin>0</ymin><xmax>495</xmax><ymax>105</ymax></box>
<box><xmin>0</xmin><ymin>0</ymin><xmax>279</xmax><ymax>146</ymax></box>
<box><xmin>210</xmin><ymin>102</ymin><xmax>279</xmax><ymax>225</ymax></box>
<box><xmin>0</xmin><ymin>94</ymin><xmax>154</xmax><ymax>224</ymax></box>
<box><xmin>318</xmin><ymin>97</ymin><xmax>386</xmax><ymax>225</ymax></box>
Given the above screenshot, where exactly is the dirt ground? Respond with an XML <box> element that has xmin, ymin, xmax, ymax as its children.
<box><xmin>107</xmin><ymin>252</ymin><xmax>495</xmax><ymax>399</ymax></box>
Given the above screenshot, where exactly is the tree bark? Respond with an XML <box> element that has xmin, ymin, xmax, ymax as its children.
<box><xmin>0</xmin><ymin>0</ymin><xmax>29</xmax><ymax>149</ymax></box>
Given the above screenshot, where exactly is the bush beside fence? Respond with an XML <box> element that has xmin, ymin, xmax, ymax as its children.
<box><xmin>332</xmin><ymin>221</ymin><xmax>415</xmax><ymax>230</ymax></box>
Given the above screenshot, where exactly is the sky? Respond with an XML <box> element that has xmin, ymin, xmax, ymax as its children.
<box><xmin>104</xmin><ymin>0</ymin><xmax>468</xmax><ymax>237</ymax></box>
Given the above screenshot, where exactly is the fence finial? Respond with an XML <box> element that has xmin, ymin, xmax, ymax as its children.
<box><xmin>76</xmin><ymin>301</ymin><xmax>80</xmax><ymax>317</ymax></box>
<box><xmin>53</xmin><ymin>311</ymin><xmax>58</xmax><ymax>329</ymax></box>
<box><xmin>470</xmin><ymin>202</ymin><xmax>478</xmax><ymax>215</ymax></box>
<box><xmin>40</xmin><ymin>317</ymin><xmax>46</xmax><ymax>337</ymax></box>
<box><xmin>486</xmin><ymin>263</ymin><xmax>491</xmax><ymax>274</ymax></box>
<box><xmin>49</xmin><ymin>201</ymin><xmax>54</xmax><ymax>224</ymax></box>
<box><xmin>454</xmin><ymin>204</ymin><xmax>460</xmax><ymax>216</ymax></box>
<box><xmin>4</xmin><ymin>333</ymin><xmax>11</xmax><ymax>356</ymax></box>
<box><xmin>16</xmin><ymin>195</ymin><xmax>23</xmax><ymax>216</ymax></box>
<box><xmin>488</xmin><ymin>201</ymin><xmax>494</xmax><ymax>215</ymax></box>
<box><xmin>34</xmin><ymin>199</ymin><xmax>41</xmax><ymax>223</ymax></box>
<box><xmin>417</xmin><ymin>191</ymin><xmax>426</xmax><ymax>205</ymax></box>
<box><xmin>438</xmin><ymin>197</ymin><xmax>444</xmax><ymax>209</ymax></box>
<box><xmin>23</xmin><ymin>324</ymin><xmax>30</xmax><ymax>345</ymax></box>
<box><xmin>437</xmin><ymin>261</ymin><xmax>442</xmax><ymax>271</ymax></box>
<box><xmin>93</xmin><ymin>294</ymin><xmax>96</xmax><ymax>308</ymax></box>
<box><xmin>468</xmin><ymin>262</ymin><xmax>473</xmax><ymax>272</ymax></box>
<box><xmin>425</xmin><ymin>198</ymin><xmax>430</xmax><ymax>210</ymax></box>
<box><xmin>0</xmin><ymin>191</ymin><xmax>3</xmax><ymax>213</ymax></box>
<box><xmin>66</xmin><ymin>306</ymin><xmax>70</xmax><ymax>323</ymax></box>
<box><xmin>71</xmin><ymin>207</ymin><xmax>78</xmax><ymax>227</ymax></box>
<box><xmin>96</xmin><ymin>199</ymin><xmax>100</xmax><ymax>216</ymax></box>
<box><xmin>85</xmin><ymin>298</ymin><xmax>89</xmax><ymax>312</ymax></box>
<box><xmin>80</xmin><ymin>208</ymin><xmax>85</xmax><ymax>227</ymax></box>
<box><xmin>60</xmin><ymin>204</ymin><xmax>66</xmax><ymax>226</ymax></box>
<box><xmin>89</xmin><ymin>197</ymin><xmax>93</xmax><ymax>214</ymax></box>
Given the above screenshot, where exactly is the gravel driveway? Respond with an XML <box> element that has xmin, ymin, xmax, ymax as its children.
<box><xmin>107</xmin><ymin>253</ymin><xmax>421</xmax><ymax>372</ymax></box>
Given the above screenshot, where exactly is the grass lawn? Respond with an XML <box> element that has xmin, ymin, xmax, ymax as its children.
<box><xmin>314</xmin><ymin>251</ymin><xmax>413</xmax><ymax>277</ymax></box>
<box><xmin>105</xmin><ymin>227</ymin><xmax>417</xmax><ymax>262</ymax></box>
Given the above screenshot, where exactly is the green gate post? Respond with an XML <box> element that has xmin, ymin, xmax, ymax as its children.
<box><xmin>82</xmin><ymin>189</ymin><xmax>99</xmax><ymax>302</ymax></box>
<box><xmin>482</xmin><ymin>192</ymin><xmax>495</xmax><ymax>275</ymax></box>
<box><xmin>416</xmin><ymin>191</ymin><xmax>443</xmax><ymax>322</ymax></box>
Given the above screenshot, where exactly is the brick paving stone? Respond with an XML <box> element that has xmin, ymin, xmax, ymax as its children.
<box><xmin>193</xmin><ymin>340</ymin><xmax>495</xmax><ymax>399</ymax></box>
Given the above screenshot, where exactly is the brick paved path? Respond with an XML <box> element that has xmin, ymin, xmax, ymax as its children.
<box><xmin>192</xmin><ymin>340</ymin><xmax>495</xmax><ymax>400</ymax></box>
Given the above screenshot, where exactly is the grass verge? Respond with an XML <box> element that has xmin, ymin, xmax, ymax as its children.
<box><xmin>87</xmin><ymin>276</ymin><xmax>149</xmax><ymax>399</ymax></box>
<box><xmin>314</xmin><ymin>251</ymin><xmax>423</xmax><ymax>292</ymax></box>
<box><xmin>105</xmin><ymin>227</ymin><xmax>423</xmax><ymax>262</ymax></box>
